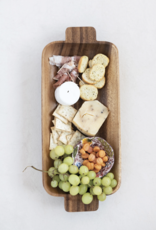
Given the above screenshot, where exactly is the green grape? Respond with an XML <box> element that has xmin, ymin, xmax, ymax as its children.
<box><xmin>111</xmin><ymin>179</ymin><xmax>117</xmax><ymax>188</ymax></box>
<box><xmin>54</xmin><ymin>159</ymin><xmax>62</xmax><ymax>169</ymax></box>
<box><xmin>59</xmin><ymin>174</ymin><xmax>69</xmax><ymax>182</ymax></box>
<box><xmin>103</xmin><ymin>186</ymin><xmax>113</xmax><ymax>195</ymax></box>
<box><xmin>58</xmin><ymin>163</ymin><xmax>69</xmax><ymax>174</ymax></box>
<box><xmin>70</xmin><ymin>186</ymin><xmax>79</xmax><ymax>196</ymax></box>
<box><xmin>82</xmin><ymin>193</ymin><xmax>93</xmax><ymax>204</ymax></box>
<box><xmin>68</xmin><ymin>175</ymin><xmax>80</xmax><ymax>186</ymax></box>
<box><xmin>63</xmin><ymin>157</ymin><xmax>73</xmax><ymax>166</ymax></box>
<box><xmin>50</xmin><ymin>149</ymin><xmax>59</xmax><ymax>160</ymax></box>
<box><xmin>88</xmin><ymin>180</ymin><xmax>93</xmax><ymax>187</ymax></box>
<box><xmin>51</xmin><ymin>180</ymin><xmax>58</xmax><ymax>188</ymax></box>
<box><xmin>98</xmin><ymin>193</ymin><xmax>106</xmax><ymax>201</ymax></box>
<box><xmin>62</xmin><ymin>182</ymin><xmax>71</xmax><ymax>192</ymax></box>
<box><xmin>59</xmin><ymin>181</ymin><xmax>63</xmax><ymax>189</ymax></box>
<box><xmin>101</xmin><ymin>177</ymin><xmax>111</xmax><ymax>187</ymax></box>
<box><xmin>69</xmin><ymin>165</ymin><xmax>78</xmax><ymax>174</ymax></box>
<box><xmin>54</xmin><ymin>146</ymin><xmax>65</xmax><ymax>156</ymax></box>
<box><xmin>93</xmin><ymin>186</ymin><xmax>102</xmax><ymax>195</ymax></box>
<box><xmin>79</xmin><ymin>184</ymin><xmax>88</xmax><ymax>195</ymax></box>
<box><xmin>64</xmin><ymin>145</ymin><xmax>74</xmax><ymax>155</ymax></box>
<box><xmin>87</xmin><ymin>171</ymin><xmax>96</xmax><ymax>180</ymax></box>
<box><xmin>90</xmin><ymin>187</ymin><xmax>95</xmax><ymax>195</ymax></box>
<box><xmin>106</xmin><ymin>172</ymin><xmax>114</xmax><ymax>180</ymax></box>
<box><xmin>93</xmin><ymin>177</ymin><xmax>102</xmax><ymax>186</ymax></box>
<box><xmin>48</xmin><ymin>167</ymin><xmax>58</xmax><ymax>178</ymax></box>
<box><xmin>79</xmin><ymin>166</ymin><xmax>89</xmax><ymax>176</ymax></box>
<box><xmin>81</xmin><ymin>176</ymin><xmax>90</xmax><ymax>185</ymax></box>
<box><xmin>53</xmin><ymin>175</ymin><xmax>60</xmax><ymax>183</ymax></box>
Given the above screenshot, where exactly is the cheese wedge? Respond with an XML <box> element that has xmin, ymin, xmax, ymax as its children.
<box><xmin>72</xmin><ymin>100</ymin><xmax>109</xmax><ymax>136</ymax></box>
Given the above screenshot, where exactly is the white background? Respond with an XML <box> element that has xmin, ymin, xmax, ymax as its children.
<box><xmin>0</xmin><ymin>0</ymin><xmax>156</xmax><ymax>229</ymax></box>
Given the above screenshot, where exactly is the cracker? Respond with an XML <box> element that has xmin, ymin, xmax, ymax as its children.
<box><xmin>55</xmin><ymin>117</ymin><xmax>72</xmax><ymax>132</ymax></box>
<box><xmin>53</xmin><ymin>105</ymin><xmax>68</xmax><ymax>124</ymax></box>
<box><xmin>68</xmin><ymin>130</ymin><xmax>85</xmax><ymax>147</ymax></box>
<box><xmin>58</xmin><ymin>105</ymin><xmax>77</xmax><ymax>122</ymax></box>
<box><xmin>49</xmin><ymin>133</ymin><xmax>57</xmax><ymax>150</ymax></box>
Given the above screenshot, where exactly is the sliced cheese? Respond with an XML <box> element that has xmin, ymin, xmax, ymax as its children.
<box><xmin>72</xmin><ymin>100</ymin><xmax>109</xmax><ymax>136</ymax></box>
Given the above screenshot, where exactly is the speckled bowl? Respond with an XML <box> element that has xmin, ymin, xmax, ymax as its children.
<box><xmin>72</xmin><ymin>137</ymin><xmax>114</xmax><ymax>178</ymax></box>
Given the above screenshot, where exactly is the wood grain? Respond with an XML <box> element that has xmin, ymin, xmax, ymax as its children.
<box><xmin>42</xmin><ymin>27</ymin><xmax>121</xmax><ymax>212</ymax></box>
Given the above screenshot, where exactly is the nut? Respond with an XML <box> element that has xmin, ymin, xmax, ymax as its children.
<box><xmin>94</xmin><ymin>164</ymin><xmax>102</xmax><ymax>170</ymax></box>
<box><xmin>80</xmin><ymin>149</ymin><xmax>86</xmax><ymax>155</ymax></box>
<box><xmin>96</xmin><ymin>157</ymin><xmax>103</xmax><ymax>165</ymax></box>
<box><xmin>83</xmin><ymin>143</ymin><xmax>90</xmax><ymax>152</ymax></box>
<box><xmin>93</xmin><ymin>146</ymin><xmax>100</xmax><ymax>152</ymax></box>
<box><xmin>88</xmin><ymin>153</ymin><xmax>95</xmax><ymax>162</ymax></box>
<box><xmin>87</xmin><ymin>146</ymin><xmax>93</xmax><ymax>153</ymax></box>
<box><xmin>83</xmin><ymin>160</ymin><xmax>89</xmax><ymax>165</ymax></box>
<box><xmin>81</xmin><ymin>153</ymin><xmax>89</xmax><ymax>159</ymax></box>
<box><xmin>103</xmin><ymin>156</ymin><xmax>108</xmax><ymax>162</ymax></box>
<box><xmin>98</xmin><ymin>150</ymin><xmax>106</xmax><ymax>158</ymax></box>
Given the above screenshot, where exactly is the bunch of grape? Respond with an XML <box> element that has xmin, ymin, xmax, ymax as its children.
<box><xmin>49</xmin><ymin>145</ymin><xmax>117</xmax><ymax>205</ymax></box>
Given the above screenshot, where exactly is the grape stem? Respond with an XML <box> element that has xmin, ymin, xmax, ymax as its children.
<box><xmin>22</xmin><ymin>166</ymin><xmax>48</xmax><ymax>173</ymax></box>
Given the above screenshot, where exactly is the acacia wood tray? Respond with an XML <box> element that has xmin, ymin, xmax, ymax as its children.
<box><xmin>42</xmin><ymin>27</ymin><xmax>121</xmax><ymax>212</ymax></box>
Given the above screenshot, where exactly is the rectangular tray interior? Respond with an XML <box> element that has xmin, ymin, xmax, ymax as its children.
<box><xmin>42</xmin><ymin>42</ymin><xmax>121</xmax><ymax>197</ymax></box>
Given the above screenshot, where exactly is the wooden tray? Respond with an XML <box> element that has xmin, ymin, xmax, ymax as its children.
<box><xmin>42</xmin><ymin>27</ymin><xmax>121</xmax><ymax>212</ymax></box>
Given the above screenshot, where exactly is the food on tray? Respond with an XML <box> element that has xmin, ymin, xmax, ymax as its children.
<box><xmin>55</xmin><ymin>117</ymin><xmax>73</xmax><ymax>132</ymax></box>
<box><xmin>52</xmin><ymin>104</ymin><xmax>68</xmax><ymax>124</ymax></box>
<box><xmin>38</xmin><ymin>51</ymin><xmax>118</xmax><ymax>206</ymax></box>
<box><xmin>78</xmin><ymin>56</ymin><xmax>89</xmax><ymax>73</ymax></box>
<box><xmin>73</xmin><ymin>136</ymin><xmax>114</xmax><ymax>177</ymax></box>
<box><xmin>49</xmin><ymin>55</ymin><xmax>81</xmax><ymax>67</ymax></box>
<box><xmin>48</xmin><ymin>143</ymin><xmax>117</xmax><ymax>204</ymax></box>
<box><xmin>55</xmin><ymin>82</ymin><xmax>80</xmax><ymax>105</ymax></box>
<box><xmin>80</xmin><ymin>84</ymin><xmax>98</xmax><ymax>101</ymax></box>
<box><xmin>79</xmin><ymin>80</ymin><xmax>85</xmax><ymax>87</ymax></box>
<box><xmin>68</xmin><ymin>130</ymin><xmax>85</xmax><ymax>146</ymax></box>
<box><xmin>80</xmin><ymin>143</ymin><xmax>108</xmax><ymax>172</ymax></box>
<box><xmin>89</xmin><ymin>64</ymin><xmax>105</xmax><ymax>82</ymax></box>
<box><xmin>88</xmin><ymin>60</ymin><xmax>92</xmax><ymax>68</ymax></box>
<box><xmin>90</xmin><ymin>54</ymin><xmax>109</xmax><ymax>68</ymax></box>
<box><xmin>94</xmin><ymin>77</ymin><xmax>105</xmax><ymax>89</ymax></box>
<box><xmin>58</xmin><ymin>131</ymin><xmax>74</xmax><ymax>145</ymax></box>
<box><xmin>57</xmin><ymin>105</ymin><xmax>77</xmax><ymax>122</ymax></box>
<box><xmin>49</xmin><ymin>134</ymin><xmax>57</xmax><ymax>150</ymax></box>
<box><xmin>66</xmin><ymin>134</ymin><xmax>73</xmax><ymax>143</ymax></box>
<box><xmin>82</xmin><ymin>68</ymin><xmax>97</xmax><ymax>84</ymax></box>
<box><xmin>72</xmin><ymin>100</ymin><xmax>109</xmax><ymax>136</ymax></box>
<box><xmin>53</xmin><ymin>61</ymin><xmax>77</xmax><ymax>88</ymax></box>
<box><xmin>51</xmin><ymin>128</ymin><xmax>60</xmax><ymax>144</ymax></box>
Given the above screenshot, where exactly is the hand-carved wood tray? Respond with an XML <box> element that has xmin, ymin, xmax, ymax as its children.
<box><xmin>42</xmin><ymin>27</ymin><xmax>121</xmax><ymax>212</ymax></box>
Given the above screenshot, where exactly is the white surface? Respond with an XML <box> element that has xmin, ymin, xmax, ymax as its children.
<box><xmin>0</xmin><ymin>0</ymin><xmax>156</xmax><ymax>229</ymax></box>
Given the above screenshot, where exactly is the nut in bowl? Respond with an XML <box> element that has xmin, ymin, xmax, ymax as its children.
<box><xmin>72</xmin><ymin>137</ymin><xmax>114</xmax><ymax>177</ymax></box>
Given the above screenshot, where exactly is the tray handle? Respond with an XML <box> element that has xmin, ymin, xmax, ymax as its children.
<box><xmin>65</xmin><ymin>27</ymin><xmax>97</xmax><ymax>43</ymax></box>
<box><xmin>64</xmin><ymin>194</ymin><xmax>99</xmax><ymax>212</ymax></box>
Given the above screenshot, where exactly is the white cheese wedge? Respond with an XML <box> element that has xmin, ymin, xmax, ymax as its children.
<box><xmin>72</xmin><ymin>100</ymin><xmax>109</xmax><ymax>136</ymax></box>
